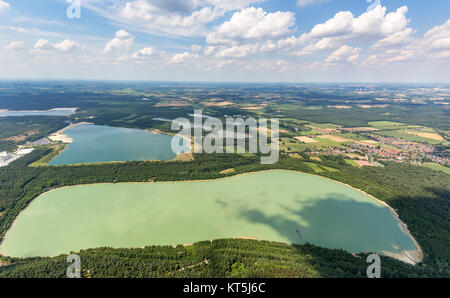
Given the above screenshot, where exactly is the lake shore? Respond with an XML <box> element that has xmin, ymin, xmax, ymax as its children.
<box><xmin>0</xmin><ymin>169</ymin><xmax>423</xmax><ymax>264</ymax></box>
<box><xmin>48</xmin><ymin>122</ymin><xmax>94</xmax><ymax>144</ymax></box>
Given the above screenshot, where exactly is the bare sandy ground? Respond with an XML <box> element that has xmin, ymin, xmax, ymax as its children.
<box><xmin>49</xmin><ymin>122</ymin><xmax>93</xmax><ymax>144</ymax></box>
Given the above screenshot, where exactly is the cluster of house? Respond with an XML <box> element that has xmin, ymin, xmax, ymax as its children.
<box><xmin>305</xmin><ymin>133</ymin><xmax>449</xmax><ymax>167</ymax></box>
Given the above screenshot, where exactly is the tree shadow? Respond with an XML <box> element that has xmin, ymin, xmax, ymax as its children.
<box><xmin>238</xmin><ymin>194</ymin><xmax>416</xmax><ymax>255</ymax></box>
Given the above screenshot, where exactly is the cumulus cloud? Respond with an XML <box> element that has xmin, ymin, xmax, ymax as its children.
<box><xmin>281</xmin><ymin>5</ymin><xmax>411</xmax><ymax>55</ymax></box>
<box><xmin>293</xmin><ymin>37</ymin><xmax>337</xmax><ymax>56</ymax></box>
<box><xmin>423</xmin><ymin>19</ymin><xmax>450</xmax><ymax>51</ymax></box>
<box><xmin>131</xmin><ymin>46</ymin><xmax>158</xmax><ymax>59</ymax></box>
<box><xmin>325</xmin><ymin>45</ymin><xmax>361</xmax><ymax>63</ymax></box>
<box><xmin>83</xmin><ymin>0</ymin><xmax>266</xmax><ymax>37</ymax></box>
<box><xmin>372</xmin><ymin>28</ymin><xmax>415</xmax><ymax>48</ymax></box>
<box><xmin>363</xmin><ymin>19</ymin><xmax>450</xmax><ymax>66</ymax></box>
<box><xmin>53</xmin><ymin>40</ymin><xmax>80</xmax><ymax>52</ymax></box>
<box><xmin>0</xmin><ymin>1</ymin><xmax>10</xmax><ymax>14</ymax></box>
<box><xmin>308</xmin><ymin>6</ymin><xmax>410</xmax><ymax>41</ymax></box>
<box><xmin>170</xmin><ymin>52</ymin><xmax>198</xmax><ymax>63</ymax></box>
<box><xmin>5</xmin><ymin>41</ymin><xmax>26</xmax><ymax>51</ymax></box>
<box><xmin>207</xmin><ymin>7</ymin><xmax>295</xmax><ymax>44</ymax></box>
<box><xmin>33</xmin><ymin>39</ymin><xmax>53</xmax><ymax>50</ymax></box>
<box><xmin>215</xmin><ymin>44</ymin><xmax>259</xmax><ymax>58</ymax></box>
<box><xmin>362</xmin><ymin>49</ymin><xmax>414</xmax><ymax>66</ymax></box>
<box><xmin>104</xmin><ymin>30</ymin><xmax>134</xmax><ymax>53</ymax></box>
<box><xmin>33</xmin><ymin>39</ymin><xmax>80</xmax><ymax>52</ymax></box>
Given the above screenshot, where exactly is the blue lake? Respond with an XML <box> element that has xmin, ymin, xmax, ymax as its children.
<box><xmin>49</xmin><ymin>124</ymin><xmax>178</xmax><ymax>165</ymax></box>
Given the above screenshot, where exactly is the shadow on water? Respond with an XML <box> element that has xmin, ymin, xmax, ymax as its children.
<box><xmin>239</xmin><ymin>193</ymin><xmax>415</xmax><ymax>255</ymax></box>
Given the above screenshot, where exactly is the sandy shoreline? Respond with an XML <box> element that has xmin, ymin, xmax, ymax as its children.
<box><xmin>0</xmin><ymin>169</ymin><xmax>423</xmax><ymax>264</ymax></box>
<box><xmin>48</xmin><ymin>122</ymin><xmax>94</xmax><ymax>144</ymax></box>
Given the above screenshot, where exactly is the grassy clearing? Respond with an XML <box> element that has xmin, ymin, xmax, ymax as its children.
<box><xmin>280</xmin><ymin>137</ymin><xmax>344</xmax><ymax>152</ymax></box>
<box><xmin>368</xmin><ymin>121</ymin><xmax>409</xmax><ymax>130</ymax></box>
<box><xmin>373</xmin><ymin>130</ymin><xmax>443</xmax><ymax>145</ymax></box>
<box><xmin>29</xmin><ymin>144</ymin><xmax>66</xmax><ymax>167</ymax></box>
<box><xmin>345</xmin><ymin>159</ymin><xmax>359</xmax><ymax>167</ymax></box>
<box><xmin>422</xmin><ymin>163</ymin><xmax>450</xmax><ymax>175</ymax></box>
<box><xmin>304</xmin><ymin>162</ymin><xmax>324</xmax><ymax>173</ymax></box>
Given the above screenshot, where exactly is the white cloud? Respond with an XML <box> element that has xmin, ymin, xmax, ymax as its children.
<box><xmin>170</xmin><ymin>52</ymin><xmax>198</xmax><ymax>63</ymax></box>
<box><xmin>325</xmin><ymin>45</ymin><xmax>361</xmax><ymax>63</ymax></box>
<box><xmin>293</xmin><ymin>37</ymin><xmax>337</xmax><ymax>56</ymax></box>
<box><xmin>424</xmin><ymin>20</ymin><xmax>450</xmax><ymax>51</ymax></box>
<box><xmin>80</xmin><ymin>0</ymin><xmax>266</xmax><ymax>37</ymax></box>
<box><xmin>131</xmin><ymin>46</ymin><xmax>158</xmax><ymax>59</ymax></box>
<box><xmin>33</xmin><ymin>39</ymin><xmax>53</xmax><ymax>50</ymax></box>
<box><xmin>0</xmin><ymin>1</ymin><xmax>10</xmax><ymax>14</ymax></box>
<box><xmin>276</xmin><ymin>6</ymin><xmax>411</xmax><ymax>57</ymax></box>
<box><xmin>207</xmin><ymin>7</ymin><xmax>295</xmax><ymax>44</ymax></box>
<box><xmin>363</xmin><ymin>19</ymin><xmax>450</xmax><ymax>66</ymax></box>
<box><xmin>260</xmin><ymin>41</ymin><xmax>276</xmax><ymax>52</ymax></box>
<box><xmin>215</xmin><ymin>44</ymin><xmax>259</xmax><ymax>58</ymax></box>
<box><xmin>32</xmin><ymin>39</ymin><xmax>80</xmax><ymax>52</ymax></box>
<box><xmin>362</xmin><ymin>49</ymin><xmax>414</xmax><ymax>66</ymax></box>
<box><xmin>104</xmin><ymin>30</ymin><xmax>134</xmax><ymax>53</ymax></box>
<box><xmin>308</xmin><ymin>6</ymin><xmax>410</xmax><ymax>41</ymax></box>
<box><xmin>5</xmin><ymin>41</ymin><xmax>26</xmax><ymax>51</ymax></box>
<box><xmin>372</xmin><ymin>28</ymin><xmax>415</xmax><ymax>48</ymax></box>
<box><xmin>54</xmin><ymin>40</ymin><xmax>80</xmax><ymax>52</ymax></box>
<box><xmin>191</xmin><ymin>44</ymin><xmax>202</xmax><ymax>52</ymax></box>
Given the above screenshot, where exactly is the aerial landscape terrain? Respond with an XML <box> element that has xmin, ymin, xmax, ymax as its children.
<box><xmin>0</xmin><ymin>81</ymin><xmax>448</xmax><ymax>278</ymax></box>
<box><xmin>0</xmin><ymin>0</ymin><xmax>449</xmax><ymax>283</ymax></box>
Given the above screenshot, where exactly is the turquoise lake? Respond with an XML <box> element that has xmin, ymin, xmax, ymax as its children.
<box><xmin>0</xmin><ymin>170</ymin><xmax>419</xmax><ymax>258</ymax></box>
<box><xmin>49</xmin><ymin>124</ymin><xmax>177</xmax><ymax>165</ymax></box>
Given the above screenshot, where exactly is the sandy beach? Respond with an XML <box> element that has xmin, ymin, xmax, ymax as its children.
<box><xmin>48</xmin><ymin>122</ymin><xmax>93</xmax><ymax>144</ymax></box>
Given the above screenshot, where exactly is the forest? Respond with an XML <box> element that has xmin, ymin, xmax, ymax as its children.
<box><xmin>0</xmin><ymin>149</ymin><xmax>448</xmax><ymax>278</ymax></box>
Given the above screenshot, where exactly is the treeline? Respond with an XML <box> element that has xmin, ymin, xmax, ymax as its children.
<box><xmin>0</xmin><ymin>239</ymin><xmax>440</xmax><ymax>278</ymax></box>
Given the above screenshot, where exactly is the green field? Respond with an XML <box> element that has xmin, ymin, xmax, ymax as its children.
<box><xmin>422</xmin><ymin>163</ymin><xmax>450</xmax><ymax>174</ymax></box>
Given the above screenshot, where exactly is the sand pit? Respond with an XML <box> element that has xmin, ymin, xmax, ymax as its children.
<box><xmin>49</xmin><ymin>133</ymin><xmax>73</xmax><ymax>143</ymax></box>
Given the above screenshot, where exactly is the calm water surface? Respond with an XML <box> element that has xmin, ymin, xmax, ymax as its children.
<box><xmin>49</xmin><ymin>124</ymin><xmax>177</xmax><ymax>165</ymax></box>
<box><xmin>0</xmin><ymin>170</ymin><xmax>417</xmax><ymax>258</ymax></box>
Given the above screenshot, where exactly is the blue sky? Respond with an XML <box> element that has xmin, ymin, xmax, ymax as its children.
<box><xmin>0</xmin><ymin>0</ymin><xmax>450</xmax><ymax>82</ymax></box>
